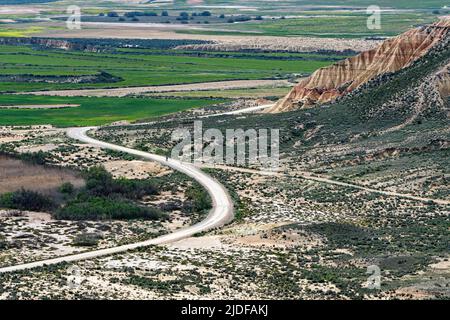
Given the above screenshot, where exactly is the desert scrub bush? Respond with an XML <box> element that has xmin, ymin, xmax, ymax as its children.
<box><xmin>234</xmin><ymin>199</ymin><xmax>252</xmax><ymax>221</ymax></box>
<box><xmin>0</xmin><ymin>234</ymin><xmax>7</xmax><ymax>249</ymax></box>
<box><xmin>0</xmin><ymin>150</ymin><xmax>49</xmax><ymax>165</ymax></box>
<box><xmin>84</xmin><ymin>166</ymin><xmax>159</xmax><ymax>199</ymax></box>
<box><xmin>55</xmin><ymin>196</ymin><xmax>167</xmax><ymax>221</ymax></box>
<box><xmin>0</xmin><ymin>188</ymin><xmax>55</xmax><ymax>212</ymax></box>
<box><xmin>59</xmin><ymin>182</ymin><xmax>75</xmax><ymax>195</ymax></box>
<box><xmin>123</xmin><ymin>275</ymin><xmax>186</xmax><ymax>293</ymax></box>
<box><xmin>72</xmin><ymin>233</ymin><xmax>103</xmax><ymax>247</ymax></box>
<box><xmin>123</xmin><ymin>270</ymin><xmax>211</xmax><ymax>294</ymax></box>
<box><xmin>104</xmin><ymin>149</ymin><xmax>138</xmax><ymax>161</ymax></box>
<box><xmin>17</xmin><ymin>151</ymin><xmax>49</xmax><ymax>165</ymax></box>
<box><xmin>184</xmin><ymin>183</ymin><xmax>212</xmax><ymax>213</ymax></box>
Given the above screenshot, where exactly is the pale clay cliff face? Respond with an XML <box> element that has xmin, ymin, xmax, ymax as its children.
<box><xmin>268</xmin><ymin>19</ymin><xmax>450</xmax><ymax>113</ymax></box>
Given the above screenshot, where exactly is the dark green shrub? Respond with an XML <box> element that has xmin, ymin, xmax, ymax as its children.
<box><xmin>0</xmin><ymin>235</ymin><xmax>7</xmax><ymax>249</ymax></box>
<box><xmin>84</xmin><ymin>166</ymin><xmax>159</xmax><ymax>199</ymax></box>
<box><xmin>55</xmin><ymin>196</ymin><xmax>167</xmax><ymax>221</ymax></box>
<box><xmin>59</xmin><ymin>182</ymin><xmax>75</xmax><ymax>195</ymax></box>
<box><xmin>72</xmin><ymin>233</ymin><xmax>102</xmax><ymax>247</ymax></box>
<box><xmin>185</xmin><ymin>184</ymin><xmax>212</xmax><ymax>213</ymax></box>
<box><xmin>19</xmin><ymin>151</ymin><xmax>48</xmax><ymax>165</ymax></box>
<box><xmin>0</xmin><ymin>189</ymin><xmax>55</xmax><ymax>212</ymax></box>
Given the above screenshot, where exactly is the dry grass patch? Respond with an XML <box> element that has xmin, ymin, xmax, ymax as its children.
<box><xmin>0</xmin><ymin>155</ymin><xmax>85</xmax><ymax>196</ymax></box>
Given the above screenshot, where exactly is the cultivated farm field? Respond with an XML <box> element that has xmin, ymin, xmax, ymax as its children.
<box><xmin>0</xmin><ymin>44</ymin><xmax>332</xmax><ymax>93</ymax></box>
<box><xmin>0</xmin><ymin>40</ymin><xmax>336</xmax><ymax>126</ymax></box>
<box><xmin>0</xmin><ymin>95</ymin><xmax>222</xmax><ymax>127</ymax></box>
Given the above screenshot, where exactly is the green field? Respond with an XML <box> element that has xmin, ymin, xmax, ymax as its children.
<box><xmin>35</xmin><ymin>0</ymin><xmax>449</xmax><ymax>12</ymax></box>
<box><xmin>0</xmin><ymin>45</ymin><xmax>332</xmax><ymax>93</ymax></box>
<box><xmin>180</xmin><ymin>12</ymin><xmax>440</xmax><ymax>38</ymax></box>
<box><xmin>0</xmin><ymin>27</ymin><xmax>44</xmax><ymax>38</ymax></box>
<box><xmin>0</xmin><ymin>42</ymin><xmax>335</xmax><ymax>127</ymax></box>
<box><xmin>1</xmin><ymin>0</ymin><xmax>445</xmax><ymax>39</ymax></box>
<box><xmin>170</xmin><ymin>0</ymin><xmax>448</xmax><ymax>10</ymax></box>
<box><xmin>0</xmin><ymin>95</ymin><xmax>223</xmax><ymax>127</ymax></box>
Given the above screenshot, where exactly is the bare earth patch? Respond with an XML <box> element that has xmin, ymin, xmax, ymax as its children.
<box><xmin>103</xmin><ymin>160</ymin><xmax>171</xmax><ymax>180</ymax></box>
<box><xmin>25</xmin><ymin>80</ymin><xmax>291</xmax><ymax>97</ymax></box>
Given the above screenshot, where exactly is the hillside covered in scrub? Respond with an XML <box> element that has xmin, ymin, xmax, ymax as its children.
<box><xmin>269</xmin><ymin>19</ymin><xmax>450</xmax><ymax>112</ymax></box>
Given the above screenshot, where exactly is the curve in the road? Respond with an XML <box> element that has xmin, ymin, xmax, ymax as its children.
<box><xmin>0</xmin><ymin>103</ymin><xmax>275</xmax><ymax>273</ymax></box>
<box><xmin>0</xmin><ymin>127</ymin><xmax>234</xmax><ymax>273</ymax></box>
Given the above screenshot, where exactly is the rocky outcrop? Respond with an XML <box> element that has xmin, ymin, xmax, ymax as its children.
<box><xmin>268</xmin><ymin>19</ymin><xmax>450</xmax><ymax>113</ymax></box>
<box><xmin>176</xmin><ymin>36</ymin><xmax>381</xmax><ymax>54</ymax></box>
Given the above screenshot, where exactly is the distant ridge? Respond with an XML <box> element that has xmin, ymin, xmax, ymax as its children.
<box><xmin>268</xmin><ymin>19</ymin><xmax>450</xmax><ymax>113</ymax></box>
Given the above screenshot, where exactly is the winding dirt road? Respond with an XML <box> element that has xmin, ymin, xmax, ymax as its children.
<box><xmin>0</xmin><ymin>127</ymin><xmax>234</xmax><ymax>273</ymax></box>
<box><xmin>2</xmin><ymin>102</ymin><xmax>445</xmax><ymax>273</ymax></box>
<box><xmin>200</xmin><ymin>165</ymin><xmax>450</xmax><ymax>206</ymax></box>
<box><xmin>0</xmin><ymin>103</ymin><xmax>275</xmax><ymax>273</ymax></box>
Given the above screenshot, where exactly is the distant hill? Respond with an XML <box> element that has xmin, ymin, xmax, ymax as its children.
<box><xmin>203</xmin><ymin>20</ymin><xmax>449</xmax><ymax>192</ymax></box>
<box><xmin>200</xmin><ymin>24</ymin><xmax>449</xmax><ymax>199</ymax></box>
<box><xmin>269</xmin><ymin>19</ymin><xmax>450</xmax><ymax>113</ymax></box>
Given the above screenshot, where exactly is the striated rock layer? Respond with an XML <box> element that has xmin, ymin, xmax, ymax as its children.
<box><xmin>268</xmin><ymin>19</ymin><xmax>450</xmax><ymax>113</ymax></box>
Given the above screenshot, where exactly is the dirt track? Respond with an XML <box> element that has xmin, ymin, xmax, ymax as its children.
<box><xmin>0</xmin><ymin>126</ymin><xmax>234</xmax><ymax>273</ymax></box>
<box><xmin>25</xmin><ymin>79</ymin><xmax>291</xmax><ymax>97</ymax></box>
<box><xmin>200</xmin><ymin>164</ymin><xmax>450</xmax><ymax>206</ymax></box>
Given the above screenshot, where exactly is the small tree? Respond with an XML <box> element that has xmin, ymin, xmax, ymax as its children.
<box><xmin>0</xmin><ymin>189</ymin><xmax>54</xmax><ymax>212</ymax></box>
<box><xmin>59</xmin><ymin>182</ymin><xmax>75</xmax><ymax>195</ymax></box>
<box><xmin>20</xmin><ymin>151</ymin><xmax>47</xmax><ymax>165</ymax></box>
<box><xmin>0</xmin><ymin>235</ymin><xmax>6</xmax><ymax>249</ymax></box>
<box><xmin>84</xmin><ymin>166</ymin><xmax>114</xmax><ymax>197</ymax></box>
<box><xmin>73</xmin><ymin>233</ymin><xmax>102</xmax><ymax>247</ymax></box>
